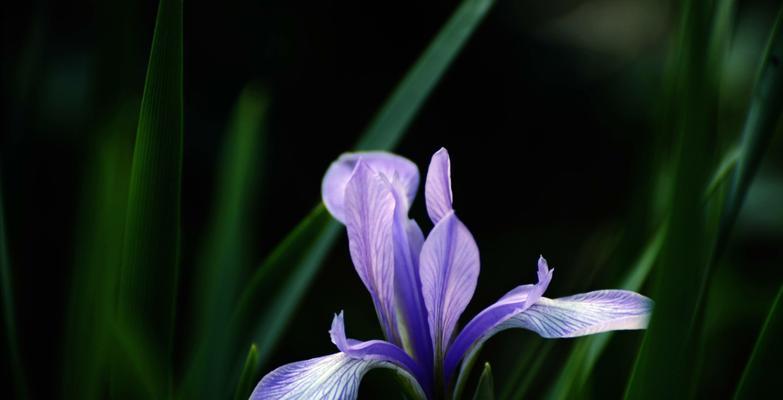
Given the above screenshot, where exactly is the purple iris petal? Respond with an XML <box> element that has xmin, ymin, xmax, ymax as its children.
<box><xmin>505</xmin><ymin>290</ymin><xmax>653</xmax><ymax>338</ymax></box>
<box><xmin>444</xmin><ymin>259</ymin><xmax>552</xmax><ymax>383</ymax></box>
<box><xmin>329</xmin><ymin>311</ymin><xmax>430</xmax><ymax>393</ymax></box>
<box><xmin>322</xmin><ymin>152</ymin><xmax>419</xmax><ymax>224</ymax></box>
<box><xmin>250</xmin><ymin>352</ymin><xmax>425</xmax><ymax>400</ymax></box>
<box><xmin>390</xmin><ymin>192</ymin><xmax>433</xmax><ymax>369</ymax></box>
<box><xmin>420</xmin><ymin>212</ymin><xmax>480</xmax><ymax>362</ymax></box>
<box><xmin>425</xmin><ymin>148</ymin><xmax>453</xmax><ymax>225</ymax></box>
<box><xmin>344</xmin><ymin>161</ymin><xmax>399</xmax><ymax>342</ymax></box>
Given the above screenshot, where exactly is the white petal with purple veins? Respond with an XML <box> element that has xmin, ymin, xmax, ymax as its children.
<box><xmin>250</xmin><ymin>352</ymin><xmax>425</xmax><ymax>400</ymax></box>
<box><xmin>425</xmin><ymin>148</ymin><xmax>453</xmax><ymax>225</ymax></box>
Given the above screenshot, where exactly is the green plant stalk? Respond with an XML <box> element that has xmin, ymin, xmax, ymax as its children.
<box><xmin>115</xmin><ymin>0</ymin><xmax>183</xmax><ymax>397</ymax></box>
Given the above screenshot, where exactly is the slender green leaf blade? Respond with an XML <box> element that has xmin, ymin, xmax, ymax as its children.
<box><xmin>0</xmin><ymin>175</ymin><xmax>27</xmax><ymax>400</ymax></box>
<box><xmin>179</xmin><ymin>85</ymin><xmax>268</xmax><ymax>399</ymax></box>
<box><xmin>716</xmin><ymin>8</ymin><xmax>783</xmax><ymax>256</ymax></box>
<box><xmin>472</xmin><ymin>363</ymin><xmax>495</xmax><ymax>400</ymax></box>
<box><xmin>62</xmin><ymin>106</ymin><xmax>134</xmax><ymax>400</ymax></box>
<box><xmin>234</xmin><ymin>344</ymin><xmax>260</xmax><ymax>400</ymax></box>
<box><xmin>355</xmin><ymin>0</ymin><xmax>495</xmax><ymax>150</ymax></box>
<box><xmin>115</xmin><ymin>0</ymin><xmax>183</xmax><ymax>397</ymax></box>
<box><xmin>733</xmin><ymin>285</ymin><xmax>783</xmax><ymax>399</ymax></box>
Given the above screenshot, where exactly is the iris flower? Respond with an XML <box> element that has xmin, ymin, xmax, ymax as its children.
<box><xmin>251</xmin><ymin>148</ymin><xmax>653</xmax><ymax>400</ymax></box>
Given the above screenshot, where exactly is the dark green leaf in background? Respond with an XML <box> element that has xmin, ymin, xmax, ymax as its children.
<box><xmin>114</xmin><ymin>0</ymin><xmax>183</xmax><ymax>397</ymax></box>
<box><xmin>180</xmin><ymin>85</ymin><xmax>268</xmax><ymax>399</ymax></box>
<box><xmin>733</xmin><ymin>285</ymin><xmax>783</xmax><ymax>399</ymax></box>
<box><xmin>0</xmin><ymin>175</ymin><xmax>28</xmax><ymax>400</ymax></box>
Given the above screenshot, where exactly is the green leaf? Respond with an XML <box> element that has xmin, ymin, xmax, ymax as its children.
<box><xmin>355</xmin><ymin>0</ymin><xmax>495</xmax><ymax>151</ymax></box>
<box><xmin>472</xmin><ymin>363</ymin><xmax>495</xmax><ymax>400</ymax></box>
<box><xmin>0</xmin><ymin>175</ymin><xmax>28</xmax><ymax>400</ymax></box>
<box><xmin>233</xmin><ymin>0</ymin><xmax>498</xmax><ymax>377</ymax></box>
<box><xmin>733</xmin><ymin>285</ymin><xmax>783</xmax><ymax>399</ymax></box>
<box><xmin>715</xmin><ymin>7</ymin><xmax>783</xmax><ymax>257</ymax></box>
<box><xmin>624</xmin><ymin>0</ymin><xmax>727</xmax><ymax>396</ymax></box>
<box><xmin>180</xmin><ymin>85</ymin><xmax>268</xmax><ymax>399</ymax></box>
<box><xmin>114</xmin><ymin>0</ymin><xmax>182</xmax><ymax>397</ymax></box>
<box><xmin>62</xmin><ymin>104</ymin><xmax>135</xmax><ymax>400</ymax></box>
<box><xmin>233</xmin><ymin>344</ymin><xmax>261</xmax><ymax>400</ymax></box>
<box><xmin>232</xmin><ymin>204</ymin><xmax>341</xmax><ymax>369</ymax></box>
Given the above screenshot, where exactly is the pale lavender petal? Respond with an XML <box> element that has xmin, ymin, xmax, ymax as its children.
<box><xmin>425</xmin><ymin>148</ymin><xmax>453</xmax><ymax>224</ymax></box>
<box><xmin>505</xmin><ymin>290</ymin><xmax>653</xmax><ymax>338</ymax></box>
<box><xmin>322</xmin><ymin>152</ymin><xmax>419</xmax><ymax>224</ymax></box>
<box><xmin>444</xmin><ymin>260</ymin><xmax>552</xmax><ymax>383</ymax></box>
<box><xmin>419</xmin><ymin>212</ymin><xmax>480</xmax><ymax>360</ymax></box>
<box><xmin>344</xmin><ymin>161</ymin><xmax>398</xmax><ymax>342</ymax></box>
<box><xmin>250</xmin><ymin>352</ymin><xmax>425</xmax><ymax>400</ymax></box>
<box><xmin>329</xmin><ymin>311</ymin><xmax>429</xmax><ymax>393</ymax></box>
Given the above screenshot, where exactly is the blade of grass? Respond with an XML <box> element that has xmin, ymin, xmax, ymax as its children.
<box><xmin>733</xmin><ymin>285</ymin><xmax>783</xmax><ymax>399</ymax></box>
<box><xmin>624</xmin><ymin>0</ymin><xmax>721</xmax><ymax>396</ymax></box>
<box><xmin>62</xmin><ymin>105</ymin><xmax>134</xmax><ymax>400</ymax></box>
<box><xmin>714</xmin><ymin>7</ymin><xmax>783</xmax><ymax>258</ymax></box>
<box><xmin>232</xmin><ymin>0</ymin><xmax>498</xmax><ymax>377</ymax></box>
<box><xmin>0</xmin><ymin>174</ymin><xmax>28</xmax><ymax>400</ymax></box>
<box><xmin>114</xmin><ymin>0</ymin><xmax>182</xmax><ymax>397</ymax></box>
<box><xmin>355</xmin><ymin>0</ymin><xmax>495</xmax><ymax>150</ymax></box>
<box><xmin>179</xmin><ymin>85</ymin><xmax>268</xmax><ymax>399</ymax></box>
<box><xmin>544</xmin><ymin>222</ymin><xmax>667</xmax><ymax>400</ymax></box>
<box><xmin>233</xmin><ymin>344</ymin><xmax>260</xmax><ymax>400</ymax></box>
<box><xmin>472</xmin><ymin>363</ymin><xmax>495</xmax><ymax>400</ymax></box>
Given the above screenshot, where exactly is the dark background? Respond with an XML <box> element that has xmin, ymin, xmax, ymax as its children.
<box><xmin>2</xmin><ymin>0</ymin><xmax>782</xmax><ymax>398</ymax></box>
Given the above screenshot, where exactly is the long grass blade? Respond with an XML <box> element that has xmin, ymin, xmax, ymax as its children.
<box><xmin>472</xmin><ymin>363</ymin><xmax>495</xmax><ymax>400</ymax></box>
<box><xmin>624</xmin><ymin>0</ymin><xmax>724</xmax><ymax>396</ymax></box>
<box><xmin>114</xmin><ymin>0</ymin><xmax>183</xmax><ymax>397</ymax></box>
<box><xmin>355</xmin><ymin>0</ymin><xmax>495</xmax><ymax>150</ymax></box>
<box><xmin>233</xmin><ymin>344</ymin><xmax>260</xmax><ymax>400</ymax></box>
<box><xmin>179</xmin><ymin>85</ymin><xmax>268</xmax><ymax>399</ymax></box>
<box><xmin>62</xmin><ymin>105</ymin><xmax>134</xmax><ymax>400</ymax></box>
<box><xmin>0</xmin><ymin>174</ymin><xmax>28</xmax><ymax>399</ymax></box>
<box><xmin>234</xmin><ymin>0</ymin><xmax>499</xmax><ymax>379</ymax></box>
<box><xmin>733</xmin><ymin>285</ymin><xmax>783</xmax><ymax>399</ymax></box>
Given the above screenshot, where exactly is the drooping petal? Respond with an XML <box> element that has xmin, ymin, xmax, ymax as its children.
<box><xmin>444</xmin><ymin>260</ymin><xmax>552</xmax><ymax>383</ymax></box>
<box><xmin>250</xmin><ymin>352</ymin><xmax>426</xmax><ymax>400</ymax></box>
<box><xmin>344</xmin><ymin>161</ymin><xmax>398</xmax><ymax>342</ymax></box>
<box><xmin>419</xmin><ymin>212</ymin><xmax>480</xmax><ymax>361</ymax></box>
<box><xmin>329</xmin><ymin>311</ymin><xmax>429</xmax><ymax>393</ymax></box>
<box><xmin>505</xmin><ymin>290</ymin><xmax>653</xmax><ymax>338</ymax></box>
<box><xmin>322</xmin><ymin>152</ymin><xmax>419</xmax><ymax>224</ymax></box>
<box><xmin>447</xmin><ymin>288</ymin><xmax>651</xmax><ymax>387</ymax></box>
<box><xmin>425</xmin><ymin>148</ymin><xmax>453</xmax><ymax>225</ymax></box>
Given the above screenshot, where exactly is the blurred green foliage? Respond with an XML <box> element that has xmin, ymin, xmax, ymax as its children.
<box><xmin>1</xmin><ymin>0</ymin><xmax>782</xmax><ymax>399</ymax></box>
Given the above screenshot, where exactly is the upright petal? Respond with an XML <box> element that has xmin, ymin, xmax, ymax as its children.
<box><xmin>425</xmin><ymin>148</ymin><xmax>453</xmax><ymax>225</ymax></box>
<box><xmin>419</xmin><ymin>212</ymin><xmax>480</xmax><ymax>362</ymax></box>
<box><xmin>322</xmin><ymin>152</ymin><xmax>419</xmax><ymax>224</ymax></box>
<box><xmin>390</xmin><ymin>182</ymin><xmax>433</xmax><ymax>369</ymax></box>
<box><xmin>250</xmin><ymin>352</ymin><xmax>426</xmax><ymax>400</ymax></box>
<box><xmin>444</xmin><ymin>261</ymin><xmax>552</xmax><ymax>383</ymax></box>
<box><xmin>329</xmin><ymin>312</ymin><xmax>429</xmax><ymax>393</ymax></box>
<box><xmin>344</xmin><ymin>161</ymin><xmax>398</xmax><ymax>342</ymax></box>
